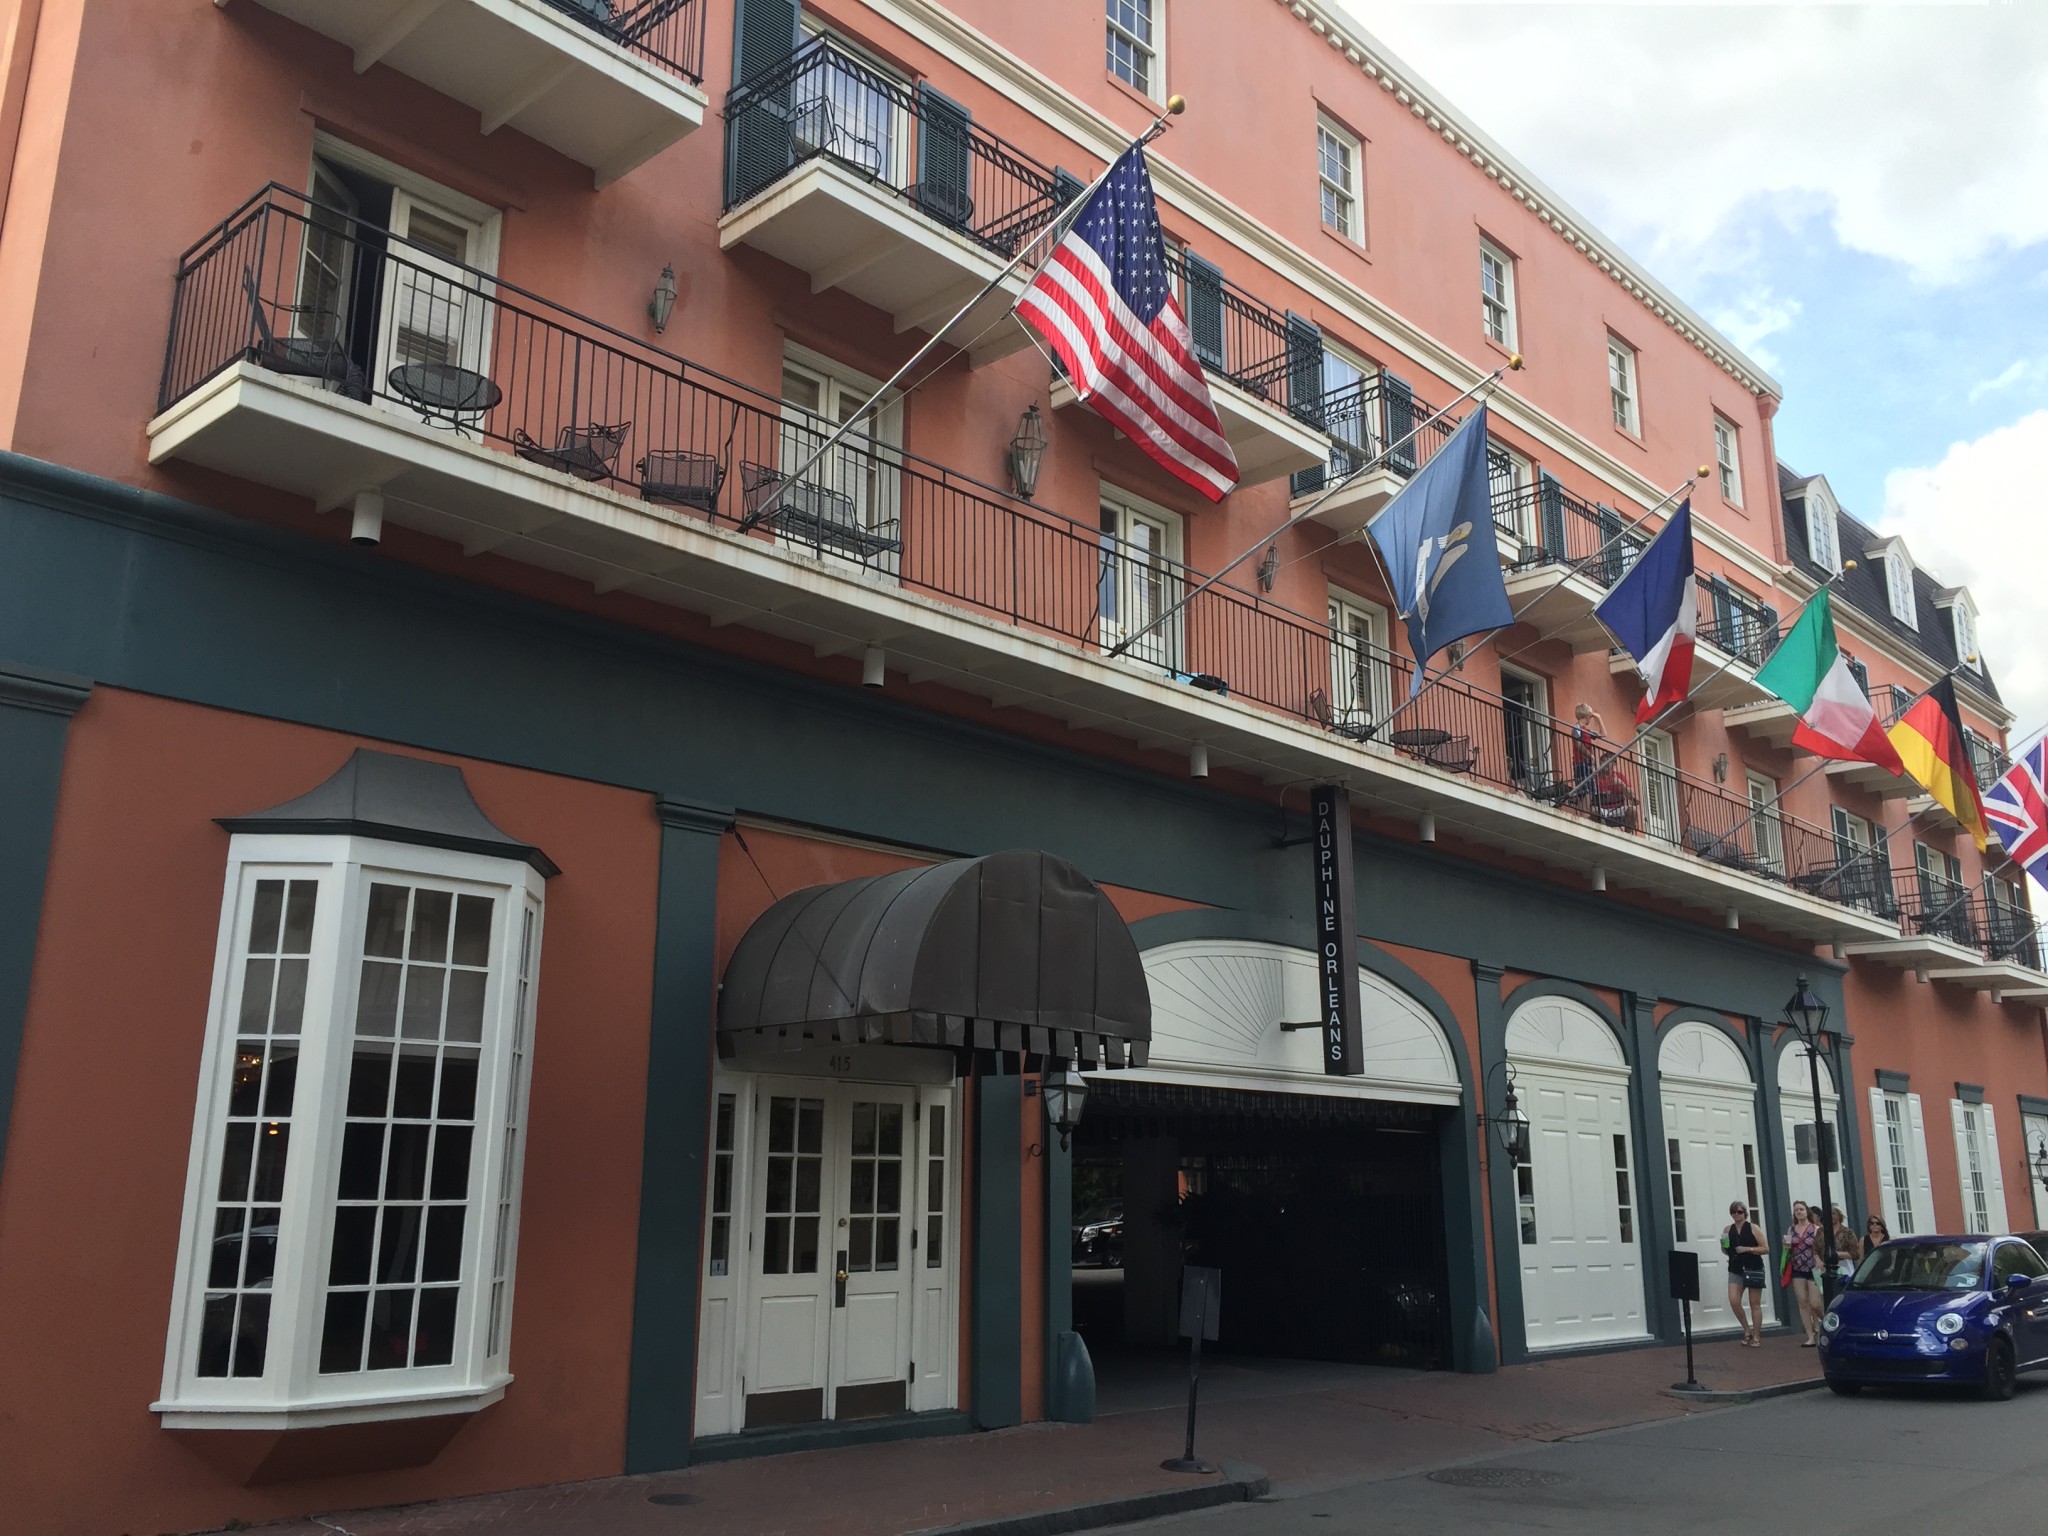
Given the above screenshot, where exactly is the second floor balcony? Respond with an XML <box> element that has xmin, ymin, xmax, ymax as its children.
<box><xmin>720</xmin><ymin>37</ymin><xmax>1061</xmax><ymax>366</ymax></box>
<box><xmin>1846</xmin><ymin>881</ymin><xmax>2048</xmax><ymax>998</ymax></box>
<box><xmin>242</xmin><ymin>0</ymin><xmax>707</xmax><ymax>185</ymax></box>
<box><xmin>149</xmin><ymin>187</ymin><xmax>1907</xmax><ymax>953</ymax></box>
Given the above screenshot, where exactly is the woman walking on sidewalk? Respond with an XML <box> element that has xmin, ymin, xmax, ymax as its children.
<box><xmin>1827</xmin><ymin>1207</ymin><xmax>1865</xmax><ymax>1282</ymax></box>
<box><xmin>1723</xmin><ymin>1200</ymin><xmax>1769</xmax><ymax>1346</ymax></box>
<box><xmin>1785</xmin><ymin>1201</ymin><xmax>1822</xmax><ymax>1346</ymax></box>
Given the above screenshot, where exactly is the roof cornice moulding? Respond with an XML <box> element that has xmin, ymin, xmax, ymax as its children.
<box><xmin>868</xmin><ymin>1</ymin><xmax>1781</xmax><ymax>566</ymax></box>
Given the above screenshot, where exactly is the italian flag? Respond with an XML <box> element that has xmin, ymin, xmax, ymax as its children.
<box><xmin>1754</xmin><ymin>589</ymin><xmax>1907</xmax><ymax>774</ymax></box>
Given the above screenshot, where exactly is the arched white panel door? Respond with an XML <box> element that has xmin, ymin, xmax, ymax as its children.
<box><xmin>1134</xmin><ymin>941</ymin><xmax>1461</xmax><ymax>1105</ymax></box>
<box><xmin>1659</xmin><ymin>1021</ymin><xmax>1773</xmax><ymax>1333</ymax></box>
<box><xmin>1507</xmin><ymin>997</ymin><xmax>1646</xmax><ymax>1349</ymax></box>
<box><xmin>1777</xmin><ymin>1044</ymin><xmax>1841</xmax><ymax>1220</ymax></box>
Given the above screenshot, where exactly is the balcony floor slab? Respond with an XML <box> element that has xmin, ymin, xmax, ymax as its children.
<box><xmin>1051</xmin><ymin>376</ymin><xmax>1322</xmax><ymax>488</ymax></box>
<box><xmin>1503</xmin><ymin>566</ymin><xmax>1613</xmax><ymax>653</ymax></box>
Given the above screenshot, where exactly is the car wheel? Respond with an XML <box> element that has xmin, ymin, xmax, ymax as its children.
<box><xmin>1825</xmin><ymin>1377</ymin><xmax>1862</xmax><ymax>1397</ymax></box>
<box><xmin>1981</xmin><ymin>1336</ymin><xmax>2018</xmax><ymax>1402</ymax></box>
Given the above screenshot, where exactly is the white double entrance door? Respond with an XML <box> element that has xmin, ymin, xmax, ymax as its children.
<box><xmin>712</xmin><ymin>1075</ymin><xmax>958</xmax><ymax>1432</ymax></box>
<box><xmin>1516</xmin><ymin>1063</ymin><xmax>1647</xmax><ymax>1350</ymax></box>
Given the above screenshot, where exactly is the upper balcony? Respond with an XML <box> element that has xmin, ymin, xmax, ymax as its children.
<box><xmin>149</xmin><ymin>188</ymin><xmax>1905</xmax><ymax>951</ymax></box>
<box><xmin>240</xmin><ymin>0</ymin><xmax>708</xmax><ymax>186</ymax></box>
<box><xmin>1845</xmin><ymin>883</ymin><xmax>2048</xmax><ymax>1000</ymax></box>
<box><xmin>1292</xmin><ymin>376</ymin><xmax>1458</xmax><ymax>536</ymax></box>
<box><xmin>720</xmin><ymin>37</ymin><xmax>1062</xmax><ymax>367</ymax></box>
<box><xmin>1049</xmin><ymin>249</ymin><xmax>1326</xmax><ymax>487</ymax></box>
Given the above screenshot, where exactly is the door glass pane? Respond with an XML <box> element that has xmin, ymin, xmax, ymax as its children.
<box><xmin>758</xmin><ymin>1095</ymin><xmax>824</xmax><ymax>1278</ymax></box>
<box><xmin>925</xmin><ymin>1104</ymin><xmax>947</xmax><ymax>1269</ymax></box>
<box><xmin>846</xmin><ymin>1098</ymin><xmax>906</xmax><ymax>1274</ymax></box>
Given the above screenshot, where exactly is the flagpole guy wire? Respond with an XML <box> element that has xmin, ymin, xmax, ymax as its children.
<box><xmin>1105</xmin><ymin>360</ymin><xmax>1522</xmax><ymax>660</ymax></box>
<box><xmin>1362</xmin><ymin>468</ymin><xmax>1705</xmax><ymax>741</ymax></box>
<box><xmin>738</xmin><ymin>98</ymin><xmax>1190</xmax><ymax>533</ymax></box>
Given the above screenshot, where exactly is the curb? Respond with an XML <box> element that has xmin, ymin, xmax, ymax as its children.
<box><xmin>917</xmin><ymin>1460</ymin><xmax>1271</xmax><ymax>1536</ymax></box>
<box><xmin>1662</xmin><ymin>1376</ymin><xmax>1826</xmax><ymax>1405</ymax></box>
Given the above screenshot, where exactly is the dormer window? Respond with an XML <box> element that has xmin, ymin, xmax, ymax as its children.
<box><xmin>1884</xmin><ymin>545</ymin><xmax>1915</xmax><ymax>626</ymax></box>
<box><xmin>1803</xmin><ymin>483</ymin><xmax>1840</xmax><ymax>574</ymax></box>
<box><xmin>1948</xmin><ymin>594</ymin><xmax>1981</xmax><ymax>670</ymax></box>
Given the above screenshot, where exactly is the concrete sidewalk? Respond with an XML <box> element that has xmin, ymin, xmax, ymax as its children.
<box><xmin>244</xmin><ymin>1335</ymin><xmax>1819</xmax><ymax>1536</ymax></box>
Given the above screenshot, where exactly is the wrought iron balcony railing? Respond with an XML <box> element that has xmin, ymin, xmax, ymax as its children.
<box><xmin>1895</xmin><ymin>881</ymin><xmax>2044</xmax><ymax>970</ymax></box>
<box><xmin>160</xmin><ymin>188</ymin><xmax>1887</xmax><ymax>925</ymax></box>
<box><xmin>1304</xmin><ymin>375</ymin><xmax>1460</xmax><ymax>495</ymax></box>
<box><xmin>1161</xmin><ymin>248</ymin><xmax>1315</xmax><ymax>425</ymax></box>
<box><xmin>536</xmin><ymin>0</ymin><xmax>705</xmax><ymax>84</ymax></box>
<box><xmin>723</xmin><ymin>37</ymin><xmax>1064</xmax><ymax>259</ymax></box>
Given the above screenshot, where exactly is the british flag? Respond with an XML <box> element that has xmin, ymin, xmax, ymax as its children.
<box><xmin>1984</xmin><ymin>739</ymin><xmax>2048</xmax><ymax>884</ymax></box>
<box><xmin>1014</xmin><ymin>146</ymin><xmax>1238</xmax><ymax>501</ymax></box>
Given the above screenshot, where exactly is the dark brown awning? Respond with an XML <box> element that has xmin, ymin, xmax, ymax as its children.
<box><xmin>718</xmin><ymin>849</ymin><xmax>1150</xmax><ymax>1067</ymax></box>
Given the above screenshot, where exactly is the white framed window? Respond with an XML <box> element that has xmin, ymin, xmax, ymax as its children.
<box><xmin>1745</xmin><ymin>771</ymin><xmax>1781</xmax><ymax>873</ymax></box>
<box><xmin>1316</xmin><ymin>115</ymin><xmax>1362</xmax><ymax>242</ymax></box>
<box><xmin>1099</xmin><ymin>485</ymin><xmax>1183</xmax><ymax>670</ymax></box>
<box><xmin>1106</xmin><ymin>0</ymin><xmax>1162</xmax><ymax>101</ymax></box>
<box><xmin>1952</xmin><ymin>1101</ymin><xmax>2009</xmax><ymax>1235</ymax></box>
<box><xmin>777</xmin><ymin>345</ymin><xmax>903</xmax><ymax>573</ymax></box>
<box><xmin>1321</xmin><ymin>346</ymin><xmax>1375</xmax><ymax>478</ymax></box>
<box><xmin>1607</xmin><ymin>335</ymin><xmax>1639</xmax><ymax>435</ymax></box>
<box><xmin>792</xmin><ymin>24</ymin><xmax>908</xmax><ymax>183</ymax></box>
<box><xmin>1328</xmin><ymin>588</ymin><xmax>1391</xmax><ymax>731</ymax></box>
<box><xmin>157</xmin><ymin>828</ymin><xmax>546</xmax><ymax>1429</ymax></box>
<box><xmin>1948</xmin><ymin>595</ymin><xmax>1980</xmax><ymax>669</ymax></box>
<box><xmin>1804</xmin><ymin>482</ymin><xmax>1841</xmax><ymax>574</ymax></box>
<box><xmin>1488</xmin><ymin>439</ymin><xmax>1533</xmax><ymax>546</ymax></box>
<box><xmin>1884</xmin><ymin>545</ymin><xmax>1916</xmax><ymax>626</ymax></box>
<box><xmin>1479</xmin><ymin>237</ymin><xmax>1515</xmax><ymax>349</ymax></box>
<box><xmin>1713</xmin><ymin>415</ymin><xmax>1742</xmax><ymax>506</ymax></box>
<box><xmin>1880</xmin><ymin>1093</ymin><xmax>1917</xmax><ymax>1233</ymax></box>
<box><xmin>1500</xmin><ymin>666</ymin><xmax>1552</xmax><ymax>791</ymax></box>
<box><xmin>1641</xmin><ymin>728</ymin><xmax>1679</xmax><ymax>846</ymax></box>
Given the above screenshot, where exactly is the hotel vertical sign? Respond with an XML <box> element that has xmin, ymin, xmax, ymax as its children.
<box><xmin>1310</xmin><ymin>784</ymin><xmax>1362</xmax><ymax>1075</ymax></box>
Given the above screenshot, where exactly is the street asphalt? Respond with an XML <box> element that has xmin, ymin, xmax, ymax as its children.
<box><xmin>1129</xmin><ymin>1377</ymin><xmax>2048</xmax><ymax>1534</ymax></box>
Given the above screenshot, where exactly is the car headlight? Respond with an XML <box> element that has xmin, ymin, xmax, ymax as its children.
<box><xmin>1935</xmin><ymin>1311</ymin><xmax>1966</xmax><ymax>1336</ymax></box>
<box><xmin>1821</xmin><ymin>1311</ymin><xmax>1842</xmax><ymax>1334</ymax></box>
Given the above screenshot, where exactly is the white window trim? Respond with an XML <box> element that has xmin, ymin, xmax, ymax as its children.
<box><xmin>1105</xmin><ymin>0</ymin><xmax>1164</xmax><ymax>103</ymax></box>
<box><xmin>1607</xmin><ymin>335</ymin><xmax>1639</xmax><ymax>436</ymax></box>
<box><xmin>1713</xmin><ymin>415</ymin><xmax>1742</xmax><ymax>507</ymax></box>
<box><xmin>1328</xmin><ymin>587</ymin><xmax>1391</xmax><ymax>729</ymax></box>
<box><xmin>1488</xmin><ymin>440</ymin><xmax>1533</xmax><ymax>546</ymax></box>
<box><xmin>1804</xmin><ymin>483</ymin><xmax>1841</xmax><ymax>575</ymax></box>
<box><xmin>779</xmin><ymin>343</ymin><xmax>905</xmax><ymax>571</ymax></box>
<box><xmin>1745</xmin><ymin>771</ymin><xmax>1782</xmax><ymax>871</ymax></box>
<box><xmin>1479</xmin><ymin>236</ymin><xmax>1516</xmax><ymax>350</ymax></box>
<box><xmin>156</xmin><ymin>834</ymin><xmax>545</xmax><ymax>1430</ymax></box>
<box><xmin>1945</xmin><ymin>593</ymin><xmax>1980</xmax><ymax>669</ymax></box>
<box><xmin>1316</xmin><ymin>114</ymin><xmax>1362</xmax><ymax>243</ymax></box>
<box><xmin>1099</xmin><ymin>482</ymin><xmax>1184</xmax><ymax>670</ymax></box>
<box><xmin>311</xmin><ymin>133</ymin><xmax>502</xmax><ymax>275</ymax></box>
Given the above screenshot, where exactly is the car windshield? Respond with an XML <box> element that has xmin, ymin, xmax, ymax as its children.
<box><xmin>1852</xmin><ymin>1241</ymin><xmax>1987</xmax><ymax>1291</ymax></box>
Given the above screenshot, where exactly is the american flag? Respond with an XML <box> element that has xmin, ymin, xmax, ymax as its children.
<box><xmin>1015</xmin><ymin>147</ymin><xmax>1239</xmax><ymax>502</ymax></box>
<box><xmin>1986</xmin><ymin>740</ymin><xmax>2048</xmax><ymax>885</ymax></box>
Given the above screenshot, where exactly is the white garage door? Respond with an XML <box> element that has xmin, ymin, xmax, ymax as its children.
<box><xmin>1508</xmin><ymin>997</ymin><xmax>1646</xmax><ymax>1350</ymax></box>
<box><xmin>1777</xmin><ymin>1044</ymin><xmax>1842</xmax><ymax>1219</ymax></box>
<box><xmin>1659</xmin><ymin>1021</ymin><xmax>1772</xmax><ymax>1334</ymax></box>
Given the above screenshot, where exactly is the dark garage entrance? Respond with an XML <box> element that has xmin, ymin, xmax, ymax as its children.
<box><xmin>1071</xmin><ymin>1081</ymin><xmax>1452</xmax><ymax>1373</ymax></box>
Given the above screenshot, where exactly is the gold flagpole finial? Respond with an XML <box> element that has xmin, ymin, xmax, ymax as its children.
<box><xmin>1507</xmin><ymin>353</ymin><xmax>1524</xmax><ymax>370</ymax></box>
<box><xmin>1167</xmin><ymin>94</ymin><xmax>1187</xmax><ymax>114</ymax></box>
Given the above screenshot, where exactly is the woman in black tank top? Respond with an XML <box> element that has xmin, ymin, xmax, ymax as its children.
<box><xmin>1722</xmin><ymin>1200</ymin><xmax>1769</xmax><ymax>1346</ymax></box>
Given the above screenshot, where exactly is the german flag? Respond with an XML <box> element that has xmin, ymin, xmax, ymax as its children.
<box><xmin>1888</xmin><ymin>676</ymin><xmax>1990</xmax><ymax>851</ymax></box>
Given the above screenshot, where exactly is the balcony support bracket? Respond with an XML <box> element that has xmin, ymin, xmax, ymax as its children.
<box><xmin>811</xmin><ymin>234</ymin><xmax>899</xmax><ymax>296</ymax></box>
<box><xmin>481</xmin><ymin>57</ymin><xmax>578</xmax><ymax>135</ymax></box>
<box><xmin>354</xmin><ymin>0</ymin><xmax>446</xmax><ymax>74</ymax></box>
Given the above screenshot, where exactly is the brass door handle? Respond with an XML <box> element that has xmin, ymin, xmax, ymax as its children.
<box><xmin>837</xmin><ymin>1269</ymin><xmax>850</xmax><ymax>1282</ymax></box>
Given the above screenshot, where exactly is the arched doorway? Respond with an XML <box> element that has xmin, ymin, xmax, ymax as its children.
<box><xmin>1659</xmin><ymin>1020</ymin><xmax>1773</xmax><ymax>1334</ymax></box>
<box><xmin>1076</xmin><ymin>941</ymin><xmax>1464</xmax><ymax>1372</ymax></box>
<box><xmin>1507</xmin><ymin>995</ymin><xmax>1646</xmax><ymax>1350</ymax></box>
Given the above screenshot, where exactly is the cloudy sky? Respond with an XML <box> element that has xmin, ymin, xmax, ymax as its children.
<box><xmin>1330</xmin><ymin>0</ymin><xmax>2048</xmax><ymax>737</ymax></box>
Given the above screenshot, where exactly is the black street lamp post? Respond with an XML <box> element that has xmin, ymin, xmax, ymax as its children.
<box><xmin>1784</xmin><ymin>976</ymin><xmax>1839</xmax><ymax>1300</ymax></box>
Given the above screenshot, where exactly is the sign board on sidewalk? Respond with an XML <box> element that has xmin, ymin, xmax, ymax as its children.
<box><xmin>1309</xmin><ymin>784</ymin><xmax>1361</xmax><ymax>1076</ymax></box>
<box><xmin>1668</xmin><ymin>1248</ymin><xmax>1700</xmax><ymax>1303</ymax></box>
<box><xmin>1178</xmin><ymin>1265</ymin><xmax>1222</xmax><ymax>1341</ymax></box>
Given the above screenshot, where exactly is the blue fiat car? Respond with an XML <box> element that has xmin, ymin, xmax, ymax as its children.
<box><xmin>1819</xmin><ymin>1235</ymin><xmax>2048</xmax><ymax>1399</ymax></box>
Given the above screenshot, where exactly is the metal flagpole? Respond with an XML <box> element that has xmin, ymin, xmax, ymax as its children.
<box><xmin>1360</xmin><ymin>469</ymin><xmax>1704</xmax><ymax>740</ymax></box>
<box><xmin>739</xmin><ymin>96</ymin><xmax>1189</xmax><ymax>532</ymax></box>
<box><xmin>1104</xmin><ymin>360</ymin><xmax>1522</xmax><ymax>659</ymax></box>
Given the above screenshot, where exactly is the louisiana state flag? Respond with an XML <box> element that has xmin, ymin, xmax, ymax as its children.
<box><xmin>1888</xmin><ymin>675</ymin><xmax>1990</xmax><ymax>851</ymax></box>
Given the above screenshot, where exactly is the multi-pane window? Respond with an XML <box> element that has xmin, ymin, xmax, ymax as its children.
<box><xmin>779</xmin><ymin>349</ymin><xmax>903</xmax><ymax>569</ymax></box>
<box><xmin>1317</xmin><ymin>116</ymin><xmax>1361</xmax><ymax>241</ymax></box>
<box><xmin>1100</xmin><ymin>491</ymin><xmax>1181</xmax><ymax>669</ymax></box>
<box><xmin>1742</xmin><ymin>1144</ymin><xmax>1760</xmax><ymax>1216</ymax></box>
<box><xmin>1666</xmin><ymin>1137</ymin><xmax>1688</xmax><ymax>1243</ymax></box>
<box><xmin>1489</xmin><ymin>441</ymin><xmax>1533</xmax><ymax>545</ymax></box>
<box><xmin>1607</xmin><ymin>335</ymin><xmax>1639</xmax><ymax>434</ymax></box>
<box><xmin>846</xmin><ymin>1100</ymin><xmax>905</xmax><ymax>1273</ymax></box>
<box><xmin>1746</xmin><ymin>772</ymin><xmax>1782</xmax><ymax>873</ymax></box>
<box><xmin>1515</xmin><ymin>1140</ymin><xmax>1538</xmax><ymax>1246</ymax></box>
<box><xmin>198</xmin><ymin>878</ymin><xmax>318</xmax><ymax>1379</ymax></box>
<box><xmin>1951</xmin><ymin>599</ymin><xmax>1979</xmax><ymax>668</ymax></box>
<box><xmin>761</xmin><ymin>1095</ymin><xmax>824</xmax><ymax>1275</ymax></box>
<box><xmin>1480</xmin><ymin>239</ymin><xmax>1515</xmax><ymax>347</ymax></box>
<box><xmin>1805</xmin><ymin>489</ymin><xmax>1840</xmax><ymax>573</ymax></box>
<box><xmin>1881</xmin><ymin>1094</ymin><xmax>1917</xmax><ymax>1235</ymax></box>
<box><xmin>706</xmin><ymin>1094</ymin><xmax>737</xmax><ymax>1278</ymax></box>
<box><xmin>1612</xmin><ymin>1134</ymin><xmax>1635</xmax><ymax>1244</ymax></box>
<box><xmin>161</xmin><ymin>822</ymin><xmax>547</xmax><ymax>1429</ymax></box>
<box><xmin>1885</xmin><ymin>547</ymin><xmax>1916</xmax><ymax>626</ymax></box>
<box><xmin>1106</xmin><ymin>0</ymin><xmax>1160</xmax><ymax>99</ymax></box>
<box><xmin>923</xmin><ymin>1104</ymin><xmax>948</xmax><ymax>1270</ymax></box>
<box><xmin>1329</xmin><ymin>590</ymin><xmax>1391</xmax><ymax>730</ymax></box>
<box><xmin>1963</xmin><ymin>1106</ymin><xmax>1992</xmax><ymax>1232</ymax></box>
<box><xmin>1713</xmin><ymin>416</ymin><xmax>1741</xmax><ymax>505</ymax></box>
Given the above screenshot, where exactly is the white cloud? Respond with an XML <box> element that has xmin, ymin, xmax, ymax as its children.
<box><xmin>1966</xmin><ymin>359</ymin><xmax>2041</xmax><ymax>404</ymax></box>
<box><xmin>1881</xmin><ymin>410</ymin><xmax>2048</xmax><ymax>732</ymax></box>
<box><xmin>1332</xmin><ymin>2</ymin><xmax>2048</xmax><ymax>288</ymax></box>
<box><xmin>1703</xmin><ymin>288</ymin><xmax>1802</xmax><ymax>372</ymax></box>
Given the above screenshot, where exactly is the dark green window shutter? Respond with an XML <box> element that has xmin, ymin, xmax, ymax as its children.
<box><xmin>1052</xmin><ymin>167</ymin><xmax>1087</xmax><ymax>206</ymax></box>
<box><xmin>1758</xmin><ymin>601</ymin><xmax>1780</xmax><ymax>662</ymax></box>
<box><xmin>914</xmin><ymin>85</ymin><xmax>974</xmax><ymax>228</ymax></box>
<box><xmin>1538</xmin><ymin>471</ymin><xmax>1566</xmax><ymax>564</ymax></box>
<box><xmin>1382</xmin><ymin>372</ymin><xmax>1416</xmax><ymax>477</ymax></box>
<box><xmin>1286</xmin><ymin>313</ymin><xmax>1325</xmax><ymax>496</ymax></box>
<box><xmin>725</xmin><ymin>0</ymin><xmax>801</xmax><ymax>208</ymax></box>
<box><xmin>1184</xmin><ymin>249</ymin><xmax>1225</xmax><ymax>372</ymax></box>
<box><xmin>1596</xmin><ymin>503</ymin><xmax>1627</xmax><ymax>585</ymax></box>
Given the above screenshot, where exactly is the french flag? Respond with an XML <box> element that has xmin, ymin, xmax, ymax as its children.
<box><xmin>1595</xmin><ymin>498</ymin><xmax>1697</xmax><ymax>724</ymax></box>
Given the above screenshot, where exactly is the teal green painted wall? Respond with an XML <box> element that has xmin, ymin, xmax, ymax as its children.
<box><xmin>973</xmin><ymin>1074</ymin><xmax>1022</xmax><ymax>1428</ymax></box>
